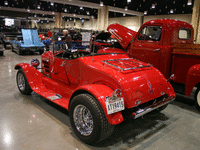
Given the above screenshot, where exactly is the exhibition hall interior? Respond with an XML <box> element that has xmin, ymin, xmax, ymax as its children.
<box><xmin>1</xmin><ymin>0</ymin><xmax>200</xmax><ymax>149</ymax></box>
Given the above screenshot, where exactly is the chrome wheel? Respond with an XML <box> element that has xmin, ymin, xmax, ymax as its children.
<box><xmin>73</xmin><ymin>104</ymin><xmax>93</xmax><ymax>136</ymax></box>
<box><xmin>17</xmin><ymin>73</ymin><xmax>25</xmax><ymax>91</ymax></box>
<box><xmin>197</xmin><ymin>90</ymin><xmax>200</xmax><ymax>107</ymax></box>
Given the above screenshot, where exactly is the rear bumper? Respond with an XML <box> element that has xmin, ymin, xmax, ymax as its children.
<box><xmin>132</xmin><ymin>96</ymin><xmax>175</xmax><ymax>119</ymax></box>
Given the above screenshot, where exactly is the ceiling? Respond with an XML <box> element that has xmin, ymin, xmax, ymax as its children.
<box><xmin>0</xmin><ymin>0</ymin><xmax>194</xmax><ymax>22</ymax></box>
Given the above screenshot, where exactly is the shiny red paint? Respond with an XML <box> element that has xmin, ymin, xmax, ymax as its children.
<box><xmin>108</xmin><ymin>19</ymin><xmax>200</xmax><ymax>97</ymax></box>
<box><xmin>15</xmin><ymin>51</ymin><xmax>175</xmax><ymax>125</ymax></box>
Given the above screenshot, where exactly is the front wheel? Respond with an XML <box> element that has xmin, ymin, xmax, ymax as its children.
<box><xmin>69</xmin><ymin>94</ymin><xmax>114</xmax><ymax>145</ymax></box>
<box><xmin>195</xmin><ymin>88</ymin><xmax>200</xmax><ymax>111</ymax></box>
<box><xmin>16</xmin><ymin>69</ymin><xmax>32</xmax><ymax>95</ymax></box>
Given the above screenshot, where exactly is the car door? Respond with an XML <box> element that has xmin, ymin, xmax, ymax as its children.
<box><xmin>129</xmin><ymin>25</ymin><xmax>163</xmax><ymax>70</ymax></box>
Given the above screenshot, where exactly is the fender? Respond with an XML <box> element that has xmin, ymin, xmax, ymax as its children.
<box><xmin>97</xmin><ymin>47</ymin><xmax>127</xmax><ymax>54</ymax></box>
<box><xmin>15</xmin><ymin>63</ymin><xmax>50</xmax><ymax>95</ymax></box>
<box><xmin>72</xmin><ymin>84</ymin><xmax>124</xmax><ymax>125</ymax></box>
<box><xmin>185</xmin><ymin>64</ymin><xmax>200</xmax><ymax>96</ymax></box>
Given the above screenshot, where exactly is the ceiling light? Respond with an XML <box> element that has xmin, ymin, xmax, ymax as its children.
<box><xmin>125</xmin><ymin>6</ymin><xmax>128</xmax><ymax>11</ymax></box>
<box><xmin>41</xmin><ymin>21</ymin><xmax>43</xmax><ymax>23</ymax></box>
<box><xmin>52</xmin><ymin>11</ymin><xmax>55</xmax><ymax>14</ymax></box>
<box><xmin>127</xmin><ymin>0</ymin><xmax>131</xmax><ymax>2</ymax></box>
<box><xmin>64</xmin><ymin>8</ymin><xmax>67</xmax><ymax>12</ymax></box>
<box><xmin>143</xmin><ymin>0</ymin><xmax>145</xmax><ymax>2</ymax></box>
<box><xmin>91</xmin><ymin>16</ymin><xmax>94</xmax><ymax>19</ymax></box>
<box><xmin>183</xmin><ymin>4</ymin><xmax>185</xmax><ymax>7</ymax></box>
<box><xmin>70</xmin><ymin>18</ymin><xmax>72</xmax><ymax>20</ymax></box>
<box><xmin>27</xmin><ymin>9</ymin><xmax>30</xmax><ymax>12</ymax></box>
<box><xmin>100</xmin><ymin>1</ymin><xmax>103</xmax><ymax>7</ymax></box>
<box><xmin>80</xmin><ymin>18</ymin><xmax>82</xmax><ymax>19</ymax></box>
<box><xmin>152</xmin><ymin>4</ymin><xmax>155</xmax><ymax>9</ymax></box>
<box><xmin>87</xmin><ymin>11</ymin><xmax>90</xmax><ymax>15</ymax></box>
<box><xmin>165</xmin><ymin>6</ymin><xmax>167</xmax><ymax>9</ymax></box>
<box><xmin>34</xmin><ymin>14</ymin><xmax>37</xmax><ymax>17</ymax></box>
<box><xmin>80</xmin><ymin>6</ymin><xmax>83</xmax><ymax>9</ymax></box>
<box><xmin>187</xmin><ymin>0</ymin><xmax>192</xmax><ymax>5</ymax></box>
<box><xmin>123</xmin><ymin>13</ymin><xmax>126</xmax><ymax>16</ymax></box>
<box><xmin>51</xmin><ymin>2</ymin><xmax>54</xmax><ymax>6</ymax></box>
<box><xmin>170</xmin><ymin>9</ymin><xmax>174</xmax><ymax>13</ymax></box>
<box><xmin>4</xmin><ymin>1</ymin><xmax>8</xmax><ymax>5</ymax></box>
<box><xmin>37</xmin><ymin>5</ymin><xmax>40</xmax><ymax>9</ymax></box>
<box><xmin>47</xmin><ymin>21</ymin><xmax>49</xmax><ymax>23</ymax></box>
<box><xmin>73</xmin><ymin>14</ymin><xmax>76</xmax><ymax>16</ymax></box>
<box><xmin>144</xmin><ymin>11</ymin><xmax>147</xmax><ymax>15</ymax></box>
<box><xmin>173</xmin><ymin>1</ymin><xmax>175</xmax><ymax>4</ymax></box>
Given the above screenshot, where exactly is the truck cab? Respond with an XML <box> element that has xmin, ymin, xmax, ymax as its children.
<box><xmin>107</xmin><ymin>19</ymin><xmax>200</xmax><ymax>110</ymax></box>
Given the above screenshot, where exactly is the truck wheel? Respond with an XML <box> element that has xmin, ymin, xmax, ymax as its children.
<box><xmin>195</xmin><ymin>88</ymin><xmax>200</xmax><ymax>111</ymax></box>
<box><xmin>0</xmin><ymin>51</ymin><xmax>3</xmax><ymax>56</ymax></box>
<box><xmin>69</xmin><ymin>93</ymin><xmax>114</xmax><ymax>145</ymax></box>
<box><xmin>16</xmin><ymin>69</ymin><xmax>32</xmax><ymax>95</ymax></box>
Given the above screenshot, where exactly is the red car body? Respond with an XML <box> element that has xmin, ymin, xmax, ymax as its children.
<box><xmin>15</xmin><ymin>49</ymin><xmax>175</xmax><ymax>144</ymax></box>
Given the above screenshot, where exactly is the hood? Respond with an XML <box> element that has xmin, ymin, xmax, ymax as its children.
<box><xmin>22</xmin><ymin>29</ymin><xmax>44</xmax><ymax>46</ymax></box>
<box><xmin>107</xmin><ymin>23</ymin><xmax>137</xmax><ymax>49</ymax></box>
<box><xmin>96</xmin><ymin>32</ymin><xmax>111</xmax><ymax>40</ymax></box>
<box><xmin>79</xmin><ymin>55</ymin><xmax>175</xmax><ymax>108</ymax></box>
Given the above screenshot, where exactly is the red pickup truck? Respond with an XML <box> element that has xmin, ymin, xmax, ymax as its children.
<box><xmin>105</xmin><ymin>19</ymin><xmax>200</xmax><ymax>110</ymax></box>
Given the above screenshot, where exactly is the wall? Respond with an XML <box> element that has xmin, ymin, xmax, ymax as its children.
<box><xmin>37</xmin><ymin>14</ymin><xmax>192</xmax><ymax>32</ymax></box>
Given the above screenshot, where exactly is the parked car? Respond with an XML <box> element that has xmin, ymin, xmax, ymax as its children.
<box><xmin>106</xmin><ymin>19</ymin><xmax>200</xmax><ymax>110</ymax></box>
<box><xmin>0</xmin><ymin>40</ymin><xmax>5</xmax><ymax>56</ymax></box>
<box><xmin>15</xmin><ymin>48</ymin><xmax>176</xmax><ymax>144</ymax></box>
<box><xmin>11</xmin><ymin>29</ymin><xmax>45</xmax><ymax>55</ymax></box>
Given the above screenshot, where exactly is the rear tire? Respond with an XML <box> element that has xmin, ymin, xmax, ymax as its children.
<box><xmin>69</xmin><ymin>93</ymin><xmax>114</xmax><ymax>145</ymax></box>
<box><xmin>16</xmin><ymin>69</ymin><xmax>32</xmax><ymax>95</ymax></box>
<box><xmin>19</xmin><ymin>49</ymin><xmax>23</xmax><ymax>55</ymax></box>
<box><xmin>195</xmin><ymin>88</ymin><xmax>200</xmax><ymax>111</ymax></box>
<box><xmin>0</xmin><ymin>51</ymin><xmax>3</xmax><ymax>56</ymax></box>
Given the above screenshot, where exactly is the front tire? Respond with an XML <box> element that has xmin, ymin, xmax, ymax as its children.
<box><xmin>69</xmin><ymin>94</ymin><xmax>114</xmax><ymax>145</ymax></box>
<box><xmin>16</xmin><ymin>69</ymin><xmax>32</xmax><ymax>95</ymax></box>
<box><xmin>195</xmin><ymin>88</ymin><xmax>200</xmax><ymax>111</ymax></box>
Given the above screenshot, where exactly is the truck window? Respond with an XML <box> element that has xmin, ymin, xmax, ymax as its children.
<box><xmin>179</xmin><ymin>28</ymin><xmax>191</xmax><ymax>39</ymax></box>
<box><xmin>138</xmin><ymin>26</ymin><xmax>162</xmax><ymax>41</ymax></box>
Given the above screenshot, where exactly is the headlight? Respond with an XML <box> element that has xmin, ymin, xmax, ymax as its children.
<box><xmin>31</xmin><ymin>58</ymin><xmax>40</xmax><ymax>68</ymax></box>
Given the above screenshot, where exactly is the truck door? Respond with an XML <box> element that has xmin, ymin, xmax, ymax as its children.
<box><xmin>129</xmin><ymin>25</ymin><xmax>163</xmax><ymax>70</ymax></box>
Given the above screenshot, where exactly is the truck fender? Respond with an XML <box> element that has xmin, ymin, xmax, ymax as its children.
<box><xmin>70</xmin><ymin>84</ymin><xmax>124</xmax><ymax>125</ymax></box>
<box><xmin>97</xmin><ymin>47</ymin><xmax>127</xmax><ymax>54</ymax></box>
<box><xmin>15</xmin><ymin>63</ymin><xmax>46</xmax><ymax>94</ymax></box>
<box><xmin>185</xmin><ymin>64</ymin><xmax>200</xmax><ymax>96</ymax></box>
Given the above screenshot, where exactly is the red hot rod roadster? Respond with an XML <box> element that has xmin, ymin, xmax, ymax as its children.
<box><xmin>15</xmin><ymin>48</ymin><xmax>176</xmax><ymax>144</ymax></box>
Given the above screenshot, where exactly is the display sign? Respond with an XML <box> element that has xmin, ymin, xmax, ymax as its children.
<box><xmin>81</xmin><ymin>32</ymin><xmax>91</xmax><ymax>46</ymax></box>
<box><xmin>5</xmin><ymin>18</ymin><xmax>14</xmax><ymax>26</ymax></box>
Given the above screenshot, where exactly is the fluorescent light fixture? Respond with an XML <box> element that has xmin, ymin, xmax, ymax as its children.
<box><xmin>187</xmin><ymin>0</ymin><xmax>192</xmax><ymax>5</ymax></box>
<box><xmin>125</xmin><ymin>6</ymin><xmax>128</xmax><ymax>11</ymax></box>
<box><xmin>100</xmin><ymin>1</ymin><xmax>103</xmax><ymax>6</ymax></box>
<box><xmin>144</xmin><ymin>11</ymin><xmax>147</xmax><ymax>15</ymax></box>
<box><xmin>170</xmin><ymin>9</ymin><xmax>174</xmax><ymax>13</ymax></box>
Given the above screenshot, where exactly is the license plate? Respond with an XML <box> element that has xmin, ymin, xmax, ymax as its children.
<box><xmin>105</xmin><ymin>98</ymin><xmax>125</xmax><ymax>115</ymax></box>
<box><xmin>31</xmin><ymin>48</ymin><xmax>37</xmax><ymax>51</ymax></box>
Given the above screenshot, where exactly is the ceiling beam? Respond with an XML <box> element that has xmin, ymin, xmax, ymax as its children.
<box><xmin>109</xmin><ymin>6</ymin><xmax>144</xmax><ymax>16</ymax></box>
<box><xmin>41</xmin><ymin>0</ymin><xmax>101</xmax><ymax>9</ymax></box>
<box><xmin>0</xmin><ymin>6</ymin><xmax>91</xmax><ymax>19</ymax></box>
<box><xmin>41</xmin><ymin>0</ymin><xmax>143</xmax><ymax>16</ymax></box>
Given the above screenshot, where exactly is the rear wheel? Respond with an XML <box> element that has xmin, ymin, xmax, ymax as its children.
<box><xmin>39</xmin><ymin>49</ymin><xmax>44</xmax><ymax>55</ymax></box>
<box><xmin>195</xmin><ymin>88</ymin><xmax>200</xmax><ymax>111</ymax></box>
<box><xmin>19</xmin><ymin>49</ymin><xmax>23</xmax><ymax>55</ymax></box>
<box><xmin>16</xmin><ymin>69</ymin><xmax>32</xmax><ymax>95</ymax></box>
<box><xmin>69</xmin><ymin>93</ymin><xmax>114</xmax><ymax>145</ymax></box>
<box><xmin>0</xmin><ymin>51</ymin><xmax>3</xmax><ymax>56</ymax></box>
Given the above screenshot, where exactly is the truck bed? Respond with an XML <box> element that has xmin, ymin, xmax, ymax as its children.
<box><xmin>171</xmin><ymin>44</ymin><xmax>200</xmax><ymax>84</ymax></box>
